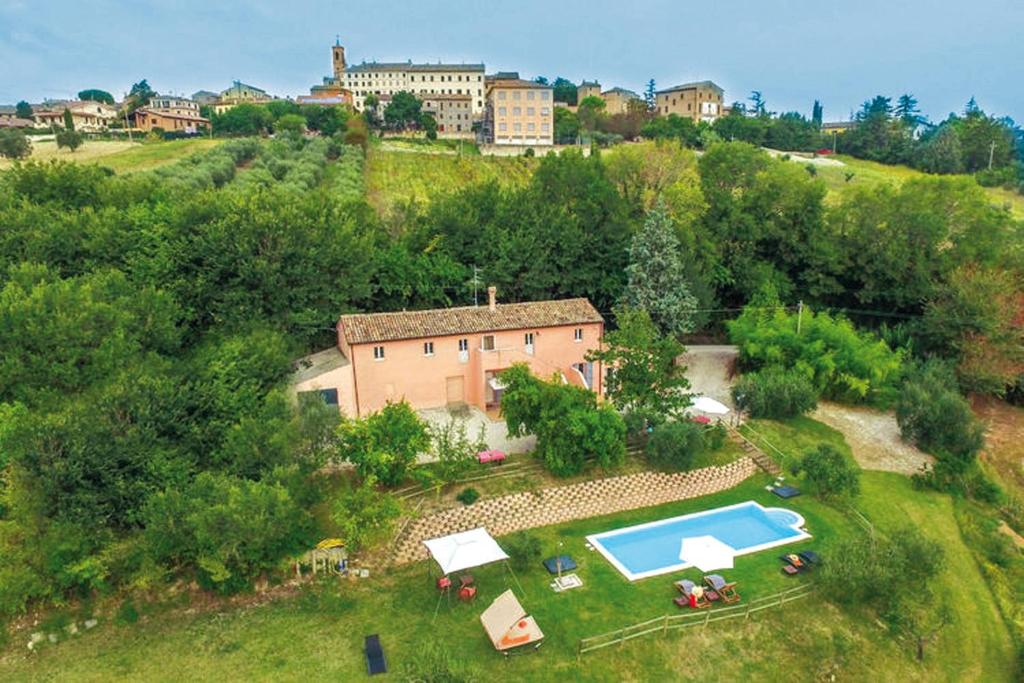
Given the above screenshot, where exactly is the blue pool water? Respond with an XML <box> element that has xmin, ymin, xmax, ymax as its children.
<box><xmin>586</xmin><ymin>501</ymin><xmax>810</xmax><ymax>581</ymax></box>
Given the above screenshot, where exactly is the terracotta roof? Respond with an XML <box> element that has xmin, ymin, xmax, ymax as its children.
<box><xmin>339</xmin><ymin>298</ymin><xmax>603</xmax><ymax>345</ymax></box>
<box><xmin>347</xmin><ymin>61</ymin><xmax>484</xmax><ymax>73</ymax></box>
<box><xmin>656</xmin><ymin>80</ymin><xmax>724</xmax><ymax>95</ymax></box>
<box><xmin>602</xmin><ymin>87</ymin><xmax>641</xmax><ymax>98</ymax></box>
<box><xmin>487</xmin><ymin>79</ymin><xmax>552</xmax><ymax>91</ymax></box>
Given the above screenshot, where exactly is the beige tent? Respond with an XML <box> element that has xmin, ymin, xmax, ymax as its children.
<box><xmin>480</xmin><ymin>590</ymin><xmax>544</xmax><ymax>652</ymax></box>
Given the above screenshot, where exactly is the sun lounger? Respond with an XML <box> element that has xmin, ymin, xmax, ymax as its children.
<box><xmin>780</xmin><ymin>553</ymin><xmax>807</xmax><ymax>571</ymax></box>
<box><xmin>543</xmin><ymin>555</ymin><xmax>577</xmax><ymax>574</ymax></box>
<box><xmin>798</xmin><ymin>550</ymin><xmax>821</xmax><ymax>566</ymax></box>
<box><xmin>704</xmin><ymin>574</ymin><xmax>740</xmax><ymax>603</ymax></box>
<box><xmin>365</xmin><ymin>634</ymin><xmax>387</xmax><ymax>675</ymax></box>
<box><xmin>770</xmin><ymin>485</ymin><xmax>801</xmax><ymax>499</ymax></box>
<box><xmin>674</xmin><ymin>579</ymin><xmax>711</xmax><ymax>608</ymax></box>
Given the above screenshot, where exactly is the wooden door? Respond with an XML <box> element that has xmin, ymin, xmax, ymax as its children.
<box><xmin>446</xmin><ymin>376</ymin><xmax>465</xmax><ymax>404</ymax></box>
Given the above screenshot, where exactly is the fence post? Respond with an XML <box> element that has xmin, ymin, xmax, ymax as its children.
<box><xmin>619</xmin><ymin>628</ymin><xmax>625</xmax><ymax>647</ymax></box>
<box><xmin>663</xmin><ymin>613</ymin><xmax>669</xmax><ymax>636</ymax></box>
<box><xmin>703</xmin><ymin>610</ymin><xmax>711</xmax><ymax>629</ymax></box>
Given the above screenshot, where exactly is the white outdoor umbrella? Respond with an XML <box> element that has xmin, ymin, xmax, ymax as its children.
<box><xmin>691</xmin><ymin>396</ymin><xmax>730</xmax><ymax>415</ymax></box>
<box><xmin>679</xmin><ymin>535</ymin><xmax>735</xmax><ymax>572</ymax></box>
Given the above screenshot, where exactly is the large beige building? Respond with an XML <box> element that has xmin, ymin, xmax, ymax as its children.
<box><xmin>420</xmin><ymin>93</ymin><xmax>475</xmax><ymax>138</ymax></box>
<box><xmin>655</xmin><ymin>80</ymin><xmax>725</xmax><ymax>123</ymax></box>
<box><xmin>480</xmin><ymin>75</ymin><xmax>553</xmax><ymax>146</ymax></box>
<box><xmin>133</xmin><ymin>96</ymin><xmax>207</xmax><ymax>134</ymax></box>
<box><xmin>323</xmin><ymin>39</ymin><xmax>485</xmax><ymax>116</ymax></box>
<box><xmin>213</xmin><ymin>82</ymin><xmax>273</xmax><ymax>114</ymax></box>
<box><xmin>33</xmin><ymin>100</ymin><xmax>119</xmax><ymax>131</ymax></box>
<box><xmin>601</xmin><ymin>87</ymin><xmax>642</xmax><ymax>114</ymax></box>
<box><xmin>577</xmin><ymin>80</ymin><xmax>601</xmax><ymax>102</ymax></box>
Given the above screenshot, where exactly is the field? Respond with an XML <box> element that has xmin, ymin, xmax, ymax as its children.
<box><xmin>1</xmin><ymin>418</ymin><xmax>1015</xmax><ymax>682</ymax></box>
<box><xmin>0</xmin><ymin>138</ymin><xmax>223</xmax><ymax>173</ymax></box>
<box><xmin>365</xmin><ymin>145</ymin><xmax>537</xmax><ymax>213</ymax></box>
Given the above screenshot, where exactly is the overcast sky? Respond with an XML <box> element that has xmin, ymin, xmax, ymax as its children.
<box><xmin>1</xmin><ymin>0</ymin><xmax>1021</xmax><ymax>122</ymax></box>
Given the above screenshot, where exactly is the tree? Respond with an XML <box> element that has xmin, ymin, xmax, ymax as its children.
<box><xmin>420</xmin><ymin>112</ymin><xmax>438</xmax><ymax>140</ymax></box>
<box><xmin>641</xmin><ymin>113</ymin><xmax>701</xmax><ymax>147</ymax></box>
<box><xmin>553</xmin><ymin>106</ymin><xmax>580</xmax><ymax>144</ymax></box>
<box><xmin>586</xmin><ymin>306</ymin><xmax>690</xmax><ymax>429</ymax></box>
<box><xmin>0</xmin><ymin>128</ymin><xmax>31</xmax><ymax>159</ymax></box>
<box><xmin>645</xmin><ymin>420</ymin><xmax>706</xmax><ymax>471</ymax></box>
<box><xmin>343</xmin><ymin>114</ymin><xmax>369</xmax><ymax>148</ymax></box>
<box><xmin>791</xmin><ymin>444</ymin><xmax>860</xmax><ymax>499</ymax></box>
<box><xmin>336</xmin><ymin>401</ymin><xmax>429</xmax><ymax>486</ymax></box>
<box><xmin>383</xmin><ymin>91</ymin><xmax>422</xmax><ymax>131</ymax></box>
<box><xmin>644</xmin><ymin>79</ymin><xmax>656</xmax><ymax>112</ymax></box>
<box><xmin>62</xmin><ymin>107</ymin><xmax>75</xmax><ymax>131</ymax></box>
<box><xmin>77</xmin><ymin>89</ymin><xmax>114</xmax><ymax>105</ymax></box>
<box><xmin>501</xmin><ymin>364</ymin><xmax>626</xmax><ymax>476</ymax></box>
<box><xmin>894</xmin><ymin>93</ymin><xmax>924</xmax><ymax>128</ymax></box>
<box><xmin>126</xmin><ymin>79</ymin><xmax>155</xmax><ymax>113</ymax></box>
<box><xmin>749</xmin><ymin>91</ymin><xmax>767</xmax><ymax>116</ymax></box>
<box><xmin>621</xmin><ymin>200</ymin><xmax>698</xmax><ymax>336</ymax></box>
<box><xmin>273</xmin><ymin>113</ymin><xmax>306</xmax><ymax>135</ymax></box>
<box><xmin>551</xmin><ymin>77</ymin><xmax>577</xmax><ymax>105</ymax></box>
<box><xmin>917</xmin><ymin>125</ymin><xmax>964</xmax><ymax>174</ymax></box>
<box><xmin>54</xmin><ymin>128</ymin><xmax>84</xmax><ymax>152</ymax></box>
<box><xmin>811</xmin><ymin>100</ymin><xmax>823</xmax><ymax>127</ymax></box>
<box><xmin>732</xmin><ymin>366</ymin><xmax>818</xmax><ymax>418</ymax></box>
<box><xmin>15</xmin><ymin>100</ymin><xmax>33</xmax><ymax>119</ymax></box>
<box><xmin>896</xmin><ymin>361</ymin><xmax>985</xmax><ymax>479</ymax></box>
<box><xmin>577</xmin><ymin>95</ymin><xmax>606</xmax><ymax>132</ymax></box>
<box><xmin>330</xmin><ymin>475</ymin><xmax>401</xmax><ymax>551</ymax></box>
<box><xmin>212</xmin><ymin>103</ymin><xmax>273</xmax><ymax>136</ymax></box>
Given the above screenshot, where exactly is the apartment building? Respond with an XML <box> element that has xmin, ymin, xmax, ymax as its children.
<box><xmin>33</xmin><ymin>100</ymin><xmax>119</xmax><ymax>131</ymax></box>
<box><xmin>420</xmin><ymin>93</ymin><xmax>475</xmax><ymax>138</ymax></box>
<box><xmin>578</xmin><ymin>80</ymin><xmax>601</xmax><ymax>101</ymax></box>
<box><xmin>133</xmin><ymin>96</ymin><xmax>207</xmax><ymax>134</ymax></box>
<box><xmin>655</xmin><ymin>80</ymin><xmax>725</xmax><ymax>123</ymax></box>
<box><xmin>480</xmin><ymin>75</ymin><xmax>554</xmax><ymax>146</ymax></box>
<box><xmin>601</xmin><ymin>87</ymin><xmax>642</xmax><ymax>114</ymax></box>
<box><xmin>292</xmin><ymin>290</ymin><xmax>605</xmax><ymax>417</ymax></box>
<box><xmin>321</xmin><ymin>39</ymin><xmax>485</xmax><ymax>116</ymax></box>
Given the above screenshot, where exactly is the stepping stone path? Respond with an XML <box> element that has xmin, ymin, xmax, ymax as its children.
<box><xmin>390</xmin><ymin>457</ymin><xmax>758</xmax><ymax>566</ymax></box>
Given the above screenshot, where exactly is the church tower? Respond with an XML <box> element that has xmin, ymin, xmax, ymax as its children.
<box><xmin>332</xmin><ymin>37</ymin><xmax>346</xmax><ymax>81</ymax></box>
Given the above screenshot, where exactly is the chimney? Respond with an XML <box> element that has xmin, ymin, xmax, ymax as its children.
<box><xmin>487</xmin><ymin>286</ymin><xmax>497</xmax><ymax>312</ymax></box>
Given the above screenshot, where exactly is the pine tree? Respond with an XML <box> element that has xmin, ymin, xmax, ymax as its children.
<box><xmin>621</xmin><ymin>200</ymin><xmax>697</xmax><ymax>337</ymax></box>
<box><xmin>811</xmin><ymin>100</ymin><xmax>823</xmax><ymax>127</ymax></box>
<box><xmin>62</xmin><ymin>107</ymin><xmax>75</xmax><ymax>131</ymax></box>
<box><xmin>644</xmin><ymin>79</ymin><xmax>656</xmax><ymax>112</ymax></box>
<box><xmin>895</xmin><ymin>94</ymin><xmax>923</xmax><ymax>127</ymax></box>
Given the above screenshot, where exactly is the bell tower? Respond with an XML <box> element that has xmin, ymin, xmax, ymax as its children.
<box><xmin>332</xmin><ymin>36</ymin><xmax>346</xmax><ymax>81</ymax></box>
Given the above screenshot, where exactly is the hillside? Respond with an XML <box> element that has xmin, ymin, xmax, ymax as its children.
<box><xmin>0</xmin><ymin>138</ymin><xmax>223</xmax><ymax>173</ymax></box>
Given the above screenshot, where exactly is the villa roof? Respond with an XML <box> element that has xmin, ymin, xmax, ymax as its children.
<box><xmin>487</xmin><ymin>78</ymin><xmax>552</xmax><ymax>90</ymax></box>
<box><xmin>656</xmin><ymin>80</ymin><xmax>723</xmax><ymax>95</ymax></box>
<box><xmin>602</xmin><ymin>87</ymin><xmax>641</xmax><ymax>98</ymax></box>
<box><xmin>579</xmin><ymin>80</ymin><xmax>600</xmax><ymax>87</ymax></box>
<box><xmin>339</xmin><ymin>298</ymin><xmax>603</xmax><ymax>345</ymax></box>
<box><xmin>347</xmin><ymin>61</ymin><xmax>484</xmax><ymax>73</ymax></box>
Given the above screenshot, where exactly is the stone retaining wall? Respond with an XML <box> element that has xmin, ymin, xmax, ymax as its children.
<box><xmin>391</xmin><ymin>457</ymin><xmax>758</xmax><ymax>565</ymax></box>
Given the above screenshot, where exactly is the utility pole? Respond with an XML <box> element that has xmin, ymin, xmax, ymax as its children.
<box><xmin>796</xmin><ymin>300</ymin><xmax>804</xmax><ymax>335</ymax></box>
<box><xmin>472</xmin><ymin>265</ymin><xmax>480</xmax><ymax>306</ymax></box>
<box><xmin>988</xmin><ymin>141</ymin><xmax>996</xmax><ymax>170</ymax></box>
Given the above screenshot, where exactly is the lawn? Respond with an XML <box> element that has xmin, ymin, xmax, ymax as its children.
<box><xmin>0</xmin><ymin>138</ymin><xmax>222</xmax><ymax>173</ymax></box>
<box><xmin>365</xmin><ymin>147</ymin><xmax>537</xmax><ymax>213</ymax></box>
<box><xmin>3</xmin><ymin>461</ymin><xmax>1015</xmax><ymax>681</ymax></box>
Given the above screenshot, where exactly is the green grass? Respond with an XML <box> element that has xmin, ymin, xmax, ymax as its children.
<box><xmin>365</xmin><ymin>147</ymin><xmax>537</xmax><ymax>213</ymax></box>
<box><xmin>1</xmin><ymin>418</ymin><xmax>1016</xmax><ymax>680</ymax></box>
<box><xmin>0</xmin><ymin>138</ymin><xmax>223</xmax><ymax>174</ymax></box>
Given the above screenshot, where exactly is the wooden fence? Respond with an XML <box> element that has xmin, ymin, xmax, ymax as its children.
<box><xmin>576</xmin><ymin>583</ymin><xmax>815</xmax><ymax>658</ymax></box>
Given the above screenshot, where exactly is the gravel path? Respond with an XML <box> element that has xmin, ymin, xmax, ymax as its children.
<box><xmin>812</xmin><ymin>401</ymin><xmax>933</xmax><ymax>475</ymax></box>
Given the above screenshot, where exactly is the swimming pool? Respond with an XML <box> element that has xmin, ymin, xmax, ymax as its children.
<box><xmin>586</xmin><ymin>501</ymin><xmax>810</xmax><ymax>581</ymax></box>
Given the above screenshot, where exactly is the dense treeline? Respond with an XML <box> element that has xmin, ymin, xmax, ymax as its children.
<box><xmin>0</xmin><ymin>136</ymin><xmax>1020</xmax><ymax>618</ymax></box>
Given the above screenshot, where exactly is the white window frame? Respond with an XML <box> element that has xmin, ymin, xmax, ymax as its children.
<box><xmin>423</xmin><ymin>341</ymin><xmax>434</xmax><ymax>356</ymax></box>
<box><xmin>373</xmin><ymin>345</ymin><xmax>385</xmax><ymax>360</ymax></box>
<box><xmin>573</xmin><ymin>328</ymin><xmax>583</xmax><ymax>342</ymax></box>
<box><xmin>458</xmin><ymin>338</ymin><xmax>469</xmax><ymax>351</ymax></box>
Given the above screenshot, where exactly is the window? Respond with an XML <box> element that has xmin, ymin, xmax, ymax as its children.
<box><xmin>527</xmin><ymin>122</ymin><xmax>535</xmax><ymax>132</ymax></box>
<box><xmin>424</xmin><ymin>341</ymin><xmax>434</xmax><ymax>356</ymax></box>
<box><xmin>513</xmin><ymin>106</ymin><xmax>521</xmax><ymax>116</ymax></box>
<box><xmin>498</xmin><ymin>122</ymin><xmax>507</xmax><ymax>132</ymax></box>
<box><xmin>320</xmin><ymin>388</ymin><xmax>339</xmax><ymax>406</ymax></box>
<box><xmin>573</xmin><ymin>328</ymin><xmax>583</xmax><ymax>342</ymax></box>
<box><xmin>526</xmin><ymin>91</ymin><xmax>535</xmax><ymax>100</ymax></box>
<box><xmin>458</xmin><ymin>338</ymin><xmax>469</xmax><ymax>351</ymax></box>
<box><xmin>541</xmin><ymin>123</ymin><xmax>550</xmax><ymax>132</ymax></box>
<box><xmin>540</xmin><ymin>90</ymin><xmax>550</xmax><ymax>100</ymax></box>
<box><xmin>497</xmin><ymin>91</ymin><xmax>505</xmax><ymax>100</ymax></box>
<box><xmin>513</xmin><ymin>122</ymin><xmax>522</xmax><ymax>132</ymax></box>
<box><xmin>541</xmin><ymin>107</ymin><xmax>550</xmax><ymax>115</ymax></box>
<box><xmin>498</xmin><ymin>106</ymin><xmax>507</xmax><ymax>116</ymax></box>
<box><xmin>482</xmin><ymin>335</ymin><xmax>495</xmax><ymax>351</ymax></box>
<box><xmin>524</xmin><ymin>332</ymin><xmax>534</xmax><ymax>346</ymax></box>
<box><xmin>373</xmin><ymin>345</ymin><xmax>385</xmax><ymax>360</ymax></box>
<box><xmin>526</xmin><ymin>107</ymin><xmax>535</xmax><ymax>116</ymax></box>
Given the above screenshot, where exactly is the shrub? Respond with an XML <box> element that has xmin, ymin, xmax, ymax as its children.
<box><xmin>732</xmin><ymin>366</ymin><xmax>819</xmax><ymax>418</ymax></box>
<box><xmin>896</xmin><ymin>361</ymin><xmax>984</xmax><ymax>477</ymax></box>
<box><xmin>337</xmin><ymin>401</ymin><xmax>429</xmax><ymax>486</ymax></box>
<box><xmin>330</xmin><ymin>476</ymin><xmax>402</xmax><ymax>552</ymax></box>
<box><xmin>645</xmin><ymin>420</ymin><xmax>706</xmax><ymax>471</ymax></box>
<box><xmin>791</xmin><ymin>444</ymin><xmax>860</xmax><ymax>500</ymax></box>
<box><xmin>429</xmin><ymin>418</ymin><xmax>486</xmax><ymax>484</ymax></box>
<box><xmin>0</xmin><ymin>128</ymin><xmax>31</xmax><ymax>159</ymax></box>
<box><xmin>704</xmin><ymin>423</ymin><xmax>727</xmax><ymax>451</ymax></box>
<box><xmin>503</xmin><ymin>531</ymin><xmax>542</xmax><ymax>572</ymax></box>
<box><xmin>456</xmin><ymin>488</ymin><xmax>480</xmax><ymax>505</ymax></box>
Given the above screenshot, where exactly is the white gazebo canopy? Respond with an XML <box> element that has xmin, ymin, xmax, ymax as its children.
<box><xmin>423</xmin><ymin>527</ymin><xmax>510</xmax><ymax>575</ymax></box>
<box><xmin>691</xmin><ymin>396</ymin><xmax>730</xmax><ymax>415</ymax></box>
<box><xmin>679</xmin><ymin>535</ymin><xmax>736</xmax><ymax>572</ymax></box>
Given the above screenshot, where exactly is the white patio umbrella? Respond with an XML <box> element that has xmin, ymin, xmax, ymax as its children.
<box><xmin>679</xmin><ymin>535</ymin><xmax>735</xmax><ymax>572</ymax></box>
<box><xmin>691</xmin><ymin>396</ymin><xmax>730</xmax><ymax>415</ymax></box>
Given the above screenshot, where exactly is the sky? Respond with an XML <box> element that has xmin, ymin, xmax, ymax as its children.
<box><xmin>1</xmin><ymin>0</ymin><xmax>1021</xmax><ymax>122</ymax></box>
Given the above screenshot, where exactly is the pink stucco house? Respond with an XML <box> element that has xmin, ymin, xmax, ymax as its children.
<box><xmin>291</xmin><ymin>288</ymin><xmax>605</xmax><ymax>417</ymax></box>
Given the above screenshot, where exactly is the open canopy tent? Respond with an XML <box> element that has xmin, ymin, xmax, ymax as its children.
<box><xmin>423</xmin><ymin>527</ymin><xmax>510</xmax><ymax>575</ymax></box>
<box><xmin>480</xmin><ymin>590</ymin><xmax>545</xmax><ymax>652</ymax></box>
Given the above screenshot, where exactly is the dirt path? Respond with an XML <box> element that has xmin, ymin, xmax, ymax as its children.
<box><xmin>811</xmin><ymin>401</ymin><xmax>933</xmax><ymax>475</ymax></box>
<box><xmin>972</xmin><ymin>395</ymin><xmax>1024</xmax><ymax>496</ymax></box>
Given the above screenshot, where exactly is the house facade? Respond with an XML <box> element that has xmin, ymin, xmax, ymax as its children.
<box><xmin>578</xmin><ymin>80</ymin><xmax>602</xmax><ymax>102</ymax></box>
<box><xmin>655</xmin><ymin>80</ymin><xmax>725</xmax><ymax>123</ymax></box>
<box><xmin>133</xmin><ymin>96</ymin><xmax>208</xmax><ymax>133</ymax></box>
<box><xmin>33</xmin><ymin>100</ymin><xmax>119</xmax><ymax>131</ymax></box>
<box><xmin>293</xmin><ymin>291</ymin><xmax>605</xmax><ymax>418</ymax></box>
<box><xmin>420</xmin><ymin>93</ymin><xmax>475</xmax><ymax>138</ymax></box>
<box><xmin>479</xmin><ymin>76</ymin><xmax>554</xmax><ymax>146</ymax></box>
<box><xmin>602</xmin><ymin>87</ymin><xmax>642</xmax><ymax>114</ymax></box>
<box><xmin>213</xmin><ymin>82</ymin><xmax>273</xmax><ymax>114</ymax></box>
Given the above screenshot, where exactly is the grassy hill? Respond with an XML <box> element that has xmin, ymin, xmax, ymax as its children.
<box><xmin>0</xmin><ymin>138</ymin><xmax>223</xmax><ymax>174</ymax></box>
<box><xmin>1</xmin><ymin>419</ymin><xmax>1016</xmax><ymax>682</ymax></box>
